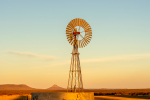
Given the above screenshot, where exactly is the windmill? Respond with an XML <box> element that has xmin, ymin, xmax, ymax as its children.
<box><xmin>66</xmin><ymin>18</ymin><xmax>92</xmax><ymax>92</ymax></box>
<box><xmin>31</xmin><ymin>18</ymin><xmax>94</xmax><ymax>100</ymax></box>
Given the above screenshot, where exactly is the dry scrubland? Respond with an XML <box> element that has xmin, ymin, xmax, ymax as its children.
<box><xmin>0</xmin><ymin>95</ymin><xmax>31</xmax><ymax>100</ymax></box>
<box><xmin>94</xmin><ymin>96</ymin><xmax>149</xmax><ymax>100</ymax></box>
<box><xmin>0</xmin><ymin>89</ymin><xmax>150</xmax><ymax>100</ymax></box>
<box><xmin>1</xmin><ymin>89</ymin><xmax>150</xmax><ymax>95</ymax></box>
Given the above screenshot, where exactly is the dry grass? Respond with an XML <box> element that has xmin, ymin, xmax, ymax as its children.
<box><xmin>0</xmin><ymin>89</ymin><xmax>150</xmax><ymax>100</ymax></box>
<box><xmin>0</xmin><ymin>95</ymin><xmax>31</xmax><ymax>100</ymax></box>
<box><xmin>1</xmin><ymin>89</ymin><xmax>150</xmax><ymax>95</ymax></box>
<box><xmin>94</xmin><ymin>96</ymin><xmax>147</xmax><ymax>100</ymax></box>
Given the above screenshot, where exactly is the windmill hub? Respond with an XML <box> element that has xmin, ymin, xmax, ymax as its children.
<box><xmin>73</xmin><ymin>32</ymin><xmax>80</xmax><ymax>35</ymax></box>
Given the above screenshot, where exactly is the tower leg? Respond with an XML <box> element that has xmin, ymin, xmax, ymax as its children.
<box><xmin>67</xmin><ymin>51</ymin><xmax>83</xmax><ymax>92</ymax></box>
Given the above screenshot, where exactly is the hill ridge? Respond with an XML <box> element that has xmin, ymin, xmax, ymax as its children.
<box><xmin>0</xmin><ymin>84</ymin><xmax>35</xmax><ymax>90</ymax></box>
<box><xmin>47</xmin><ymin>84</ymin><xmax>65</xmax><ymax>90</ymax></box>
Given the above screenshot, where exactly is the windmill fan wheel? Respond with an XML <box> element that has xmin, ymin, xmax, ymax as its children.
<box><xmin>66</xmin><ymin>18</ymin><xmax>92</xmax><ymax>48</ymax></box>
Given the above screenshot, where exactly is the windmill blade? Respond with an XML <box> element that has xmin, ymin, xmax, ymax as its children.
<box><xmin>83</xmin><ymin>23</ymin><xmax>90</xmax><ymax>30</ymax></box>
<box><xmin>77</xmin><ymin>18</ymin><xmax>80</xmax><ymax>26</ymax></box>
<box><xmin>69</xmin><ymin>39</ymin><xmax>73</xmax><ymax>43</ymax></box>
<box><xmin>84</xmin><ymin>38</ymin><xmax>90</xmax><ymax>42</ymax></box>
<box><xmin>69</xmin><ymin>22</ymin><xmax>75</xmax><ymax>29</ymax></box>
<box><xmin>86</xmin><ymin>32</ymin><xmax>92</xmax><ymax>35</ymax></box>
<box><xmin>66</xmin><ymin>35</ymin><xmax>72</xmax><ymax>39</ymax></box>
<box><xmin>66</xmin><ymin>29</ymin><xmax>73</xmax><ymax>33</ymax></box>
<box><xmin>85</xmin><ymin>37</ymin><xmax>91</xmax><ymax>41</ymax></box>
<box><xmin>71</xmin><ymin>19</ymin><xmax>76</xmax><ymax>28</ymax></box>
<box><xmin>84</xmin><ymin>25</ymin><xmax>91</xmax><ymax>30</ymax></box>
<box><xmin>85</xmin><ymin>36</ymin><xmax>92</xmax><ymax>39</ymax></box>
<box><xmin>79</xmin><ymin>34</ymin><xmax>89</xmax><ymax>47</ymax></box>
<box><xmin>85</xmin><ymin>32</ymin><xmax>92</xmax><ymax>35</ymax></box>
<box><xmin>81</xmin><ymin>40</ymin><xmax>84</xmax><ymax>48</ymax></box>
<box><xmin>66</xmin><ymin>18</ymin><xmax>92</xmax><ymax>48</ymax></box>
<box><xmin>67</xmin><ymin>24</ymin><xmax>73</xmax><ymax>29</ymax></box>
<box><xmin>70</xmin><ymin>38</ymin><xmax>75</xmax><ymax>45</ymax></box>
<box><xmin>68</xmin><ymin>39</ymin><xmax>73</xmax><ymax>43</ymax></box>
<box><xmin>66</xmin><ymin>33</ymin><xmax>73</xmax><ymax>36</ymax></box>
<box><xmin>85</xmin><ymin>29</ymin><xmax>92</xmax><ymax>32</ymax></box>
<box><xmin>68</xmin><ymin>22</ymin><xmax>74</xmax><ymax>28</ymax></box>
<box><xmin>66</xmin><ymin>28</ymin><xmax>73</xmax><ymax>32</ymax></box>
<box><xmin>82</xmin><ymin>40</ymin><xmax>87</xmax><ymax>47</ymax></box>
<box><xmin>78</xmin><ymin>18</ymin><xmax>81</xmax><ymax>26</ymax></box>
<box><xmin>67</xmin><ymin>36</ymin><xmax>73</xmax><ymax>40</ymax></box>
<box><xmin>86</xmin><ymin>27</ymin><xmax>92</xmax><ymax>30</ymax></box>
<box><xmin>85</xmin><ymin>34</ymin><xmax>92</xmax><ymax>37</ymax></box>
<box><xmin>66</xmin><ymin>32</ymin><xmax>72</xmax><ymax>35</ymax></box>
<box><xmin>80</xmin><ymin>19</ymin><xmax>84</xmax><ymax>27</ymax></box>
<box><xmin>66</xmin><ymin>34</ymin><xmax>73</xmax><ymax>37</ymax></box>
<box><xmin>68</xmin><ymin>36</ymin><xmax>73</xmax><ymax>40</ymax></box>
<box><xmin>87</xmin><ymin>34</ymin><xmax>92</xmax><ymax>37</ymax></box>
<box><xmin>80</xmin><ymin>40</ymin><xmax>83</xmax><ymax>48</ymax></box>
<box><xmin>85</xmin><ymin>32</ymin><xmax>92</xmax><ymax>34</ymax></box>
<box><xmin>79</xmin><ymin>34</ymin><xmax>89</xmax><ymax>43</ymax></box>
<box><xmin>66</xmin><ymin>25</ymin><xmax>73</xmax><ymax>30</ymax></box>
<box><xmin>81</xmin><ymin>19</ymin><xmax>87</xmax><ymax>27</ymax></box>
<box><xmin>75</xmin><ymin>18</ymin><xmax>78</xmax><ymax>26</ymax></box>
<box><xmin>68</xmin><ymin>39</ymin><xmax>73</xmax><ymax>42</ymax></box>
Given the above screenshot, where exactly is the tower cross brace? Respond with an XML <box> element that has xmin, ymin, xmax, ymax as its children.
<box><xmin>67</xmin><ymin>45</ymin><xmax>83</xmax><ymax>92</ymax></box>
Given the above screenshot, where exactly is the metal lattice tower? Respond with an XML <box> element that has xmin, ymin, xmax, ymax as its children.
<box><xmin>66</xmin><ymin>18</ymin><xmax>92</xmax><ymax>92</ymax></box>
<box><xmin>67</xmin><ymin>45</ymin><xmax>83</xmax><ymax>92</ymax></box>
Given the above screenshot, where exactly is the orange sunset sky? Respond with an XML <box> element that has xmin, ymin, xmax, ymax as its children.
<box><xmin>0</xmin><ymin>0</ymin><xmax>150</xmax><ymax>89</ymax></box>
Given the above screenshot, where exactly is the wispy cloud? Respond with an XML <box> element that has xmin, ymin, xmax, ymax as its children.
<box><xmin>29</xmin><ymin>53</ymin><xmax>150</xmax><ymax>69</ymax></box>
<box><xmin>5</xmin><ymin>51</ymin><xmax>57</xmax><ymax>60</ymax></box>
<box><xmin>81</xmin><ymin>54</ymin><xmax>150</xmax><ymax>63</ymax></box>
<box><xmin>44</xmin><ymin>53</ymin><xmax>150</xmax><ymax>67</ymax></box>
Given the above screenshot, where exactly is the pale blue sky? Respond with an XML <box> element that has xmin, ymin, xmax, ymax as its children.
<box><xmin>0</xmin><ymin>0</ymin><xmax>150</xmax><ymax>89</ymax></box>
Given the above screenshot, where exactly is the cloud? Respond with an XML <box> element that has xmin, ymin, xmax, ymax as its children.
<box><xmin>29</xmin><ymin>53</ymin><xmax>150</xmax><ymax>69</ymax></box>
<box><xmin>81</xmin><ymin>54</ymin><xmax>150</xmax><ymax>63</ymax></box>
<box><xmin>46</xmin><ymin>53</ymin><xmax>150</xmax><ymax>67</ymax></box>
<box><xmin>49</xmin><ymin>53</ymin><xmax>150</xmax><ymax>67</ymax></box>
<box><xmin>5</xmin><ymin>51</ymin><xmax>57</xmax><ymax>60</ymax></box>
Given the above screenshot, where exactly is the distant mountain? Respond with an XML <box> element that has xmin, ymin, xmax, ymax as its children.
<box><xmin>0</xmin><ymin>84</ymin><xmax>35</xmax><ymax>90</ymax></box>
<box><xmin>47</xmin><ymin>84</ymin><xmax>65</xmax><ymax>90</ymax></box>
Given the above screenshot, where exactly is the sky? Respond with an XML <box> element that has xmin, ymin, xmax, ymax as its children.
<box><xmin>0</xmin><ymin>0</ymin><xmax>150</xmax><ymax>89</ymax></box>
